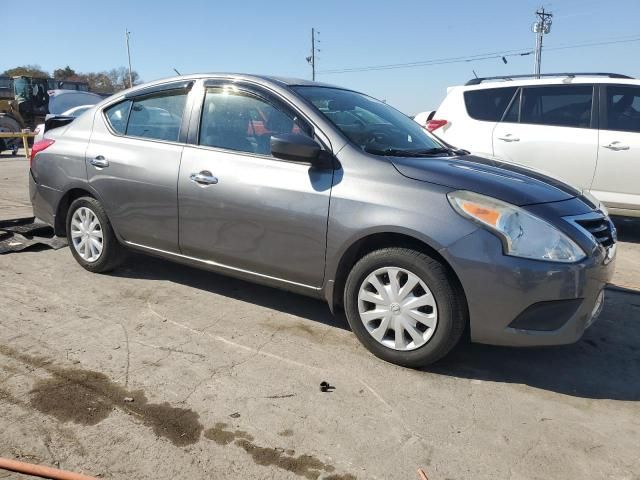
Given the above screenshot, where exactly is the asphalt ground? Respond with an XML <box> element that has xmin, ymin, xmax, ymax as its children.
<box><xmin>1</xmin><ymin>150</ymin><xmax>639</xmax><ymax>480</ymax></box>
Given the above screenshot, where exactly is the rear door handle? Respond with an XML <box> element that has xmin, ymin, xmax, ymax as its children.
<box><xmin>90</xmin><ymin>155</ymin><xmax>109</xmax><ymax>168</ymax></box>
<box><xmin>497</xmin><ymin>134</ymin><xmax>520</xmax><ymax>142</ymax></box>
<box><xmin>603</xmin><ymin>141</ymin><xmax>630</xmax><ymax>151</ymax></box>
<box><xmin>190</xmin><ymin>171</ymin><xmax>218</xmax><ymax>185</ymax></box>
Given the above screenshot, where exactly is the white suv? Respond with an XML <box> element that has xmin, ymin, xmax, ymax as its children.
<box><xmin>420</xmin><ymin>73</ymin><xmax>640</xmax><ymax>217</ymax></box>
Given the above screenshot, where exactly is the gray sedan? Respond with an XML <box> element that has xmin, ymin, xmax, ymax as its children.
<box><xmin>28</xmin><ymin>74</ymin><xmax>616</xmax><ymax>366</ymax></box>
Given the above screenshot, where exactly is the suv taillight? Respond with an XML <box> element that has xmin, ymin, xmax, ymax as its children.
<box><xmin>30</xmin><ymin>139</ymin><xmax>55</xmax><ymax>168</ymax></box>
<box><xmin>426</xmin><ymin>119</ymin><xmax>448</xmax><ymax>132</ymax></box>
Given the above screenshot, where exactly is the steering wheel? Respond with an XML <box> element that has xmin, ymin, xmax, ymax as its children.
<box><xmin>361</xmin><ymin>125</ymin><xmax>393</xmax><ymax>145</ymax></box>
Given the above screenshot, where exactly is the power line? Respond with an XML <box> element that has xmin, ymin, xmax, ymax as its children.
<box><xmin>319</xmin><ymin>49</ymin><xmax>534</xmax><ymax>74</ymax></box>
<box><xmin>545</xmin><ymin>36</ymin><xmax>640</xmax><ymax>52</ymax></box>
<box><xmin>318</xmin><ymin>35</ymin><xmax>640</xmax><ymax>75</ymax></box>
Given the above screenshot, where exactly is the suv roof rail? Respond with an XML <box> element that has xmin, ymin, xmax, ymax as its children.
<box><xmin>465</xmin><ymin>72</ymin><xmax>634</xmax><ymax>86</ymax></box>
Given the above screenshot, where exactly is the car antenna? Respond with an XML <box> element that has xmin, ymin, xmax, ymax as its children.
<box><xmin>173</xmin><ymin>68</ymin><xmax>182</xmax><ymax>76</ymax></box>
<box><xmin>472</xmin><ymin>69</ymin><xmax>479</xmax><ymax>79</ymax></box>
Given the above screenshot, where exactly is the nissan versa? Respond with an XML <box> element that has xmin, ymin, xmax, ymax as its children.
<box><xmin>29</xmin><ymin>74</ymin><xmax>616</xmax><ymax>367</ymax></box>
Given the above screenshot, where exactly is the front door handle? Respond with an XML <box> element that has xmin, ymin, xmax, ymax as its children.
<box><xmin>90</xmin><ymin>155</ymin><xmax>109</xmax><ymax>168</ymax></box>
<box><xmin>603</xmin><ymin>141</ymin><xmax>630</xmax><ymax>151</ymax></box>
<box><xmin>190</xmin><ymin>171</ymin><xmax>218</xmax><ymax>185</ymax></box>
<box><xmin>497</xmin><ymin>134</ymin><xmax>520</xmax><ymax>142</ymax></box>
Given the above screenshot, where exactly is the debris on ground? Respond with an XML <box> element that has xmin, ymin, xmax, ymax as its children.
<box><xmin>0</xmin><ymin>217</ymin><xmax>67</xmax><ymax>254</ymax></box>
<box><xmin>320</xmin><ymin>381</ymin><xmax>335</xmax><ymax>393</ymax></box>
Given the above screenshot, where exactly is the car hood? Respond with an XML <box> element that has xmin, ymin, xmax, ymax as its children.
<box><xmin>391</xmin><ymin>154</ymin><xmax>581</xmax><ymax>206</ymax></box>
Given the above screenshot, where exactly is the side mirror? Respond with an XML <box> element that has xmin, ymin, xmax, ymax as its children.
<box><xmin>271</xmin><ymin>133</ymin><xmax>331</xmax><ymax>167</ymax></box>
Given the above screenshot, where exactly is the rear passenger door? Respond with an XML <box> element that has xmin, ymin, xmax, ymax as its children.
<box><xmin>492</xmin><ymin>85</ymin><xmax>599</xmax><ymax>190</ymax></box>
<box><xmin>86</xmin><ymin>81</ymin><xmax>192</xmax><ymax>252</ymax></box>
<box><xmin>459</xmin><ymin>87</ymin><xmax>517</xmax><ymax>155</ymax></box>
<box><xmin>591</xmin><ymin>85</ymin><xmax>640</xmax><ymax>213</ymax></box>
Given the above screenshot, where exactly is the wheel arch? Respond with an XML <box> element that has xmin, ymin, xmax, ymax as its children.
<box><xmin>54</xmin><ymin>187</ymin><xmax>97</xmax><ymax>236</ymax></box>
<box><xmin>327</xmin><ymin>230</ymin><xmax>468</xmax><ymax>319</ymax></box>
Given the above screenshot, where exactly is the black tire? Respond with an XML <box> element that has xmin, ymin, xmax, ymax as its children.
<box><xmin>66</xmin><ymin>196</ymin><xmax>124</xmax><ymax>273</ymax></box>
<box><xmin>344</xmin><ymin>248</ymin><xmax>467</xmax><ymax>368</ymax></box>
<box><xmin>0</xmin><ymin>115</ymin><xmax>21</xmax><ymax>154</ymax></box>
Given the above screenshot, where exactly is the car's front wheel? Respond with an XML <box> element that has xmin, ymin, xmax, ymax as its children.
<box><xmin>66</xmin><ymin>196</ymin><xmax>124</xmax><ymax>273</ymax></box>
<box><xmin>344</xmin><ymin>247</ymin><xmax>467</xmax><ymax>367</ymax></box>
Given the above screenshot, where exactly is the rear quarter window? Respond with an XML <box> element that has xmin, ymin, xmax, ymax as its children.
<box><xmin>104</xmin><ymin>100</ymin><xmax>132</xmax><ymax>135</ymax></box>
<box><xmin>464</xmin><ymin>87</ymin><xmax>517</xmax><ymax>121</ymax></box>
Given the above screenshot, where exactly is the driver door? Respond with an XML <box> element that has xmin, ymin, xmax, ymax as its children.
<box><xmin>178</xmin><ymin>82</ymin><xmax>334</xmax><ymax>288</ymax></box>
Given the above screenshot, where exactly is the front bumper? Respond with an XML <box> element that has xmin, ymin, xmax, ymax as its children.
<box><xmin>441</xmin><ymin>228</ymin><xmax>615</xmax><ymax>347</ymax></box>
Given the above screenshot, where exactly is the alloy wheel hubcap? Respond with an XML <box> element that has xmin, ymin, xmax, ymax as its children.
<box><xmin>357</xmin><ymin>267</ymin><xmax>438</xmax><ymax>351</ymax></box>
<box><xmin>71</xmin><ymin>207</ymin><xmax>103</xmax><ymax>262</ymax></box>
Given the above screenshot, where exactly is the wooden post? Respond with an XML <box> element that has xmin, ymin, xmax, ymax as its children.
<box><xmin>22</xmin><ymin>133</ymin><xmax>29</xmax><ymax>161</ymax></box>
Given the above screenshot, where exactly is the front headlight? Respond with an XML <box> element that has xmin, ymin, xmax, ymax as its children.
<box><xmin>447</xmin><ymin>190</ymin><xmax>586</xmax><ymax>263</ymax></box>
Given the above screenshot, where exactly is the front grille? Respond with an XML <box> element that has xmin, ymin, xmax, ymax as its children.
<box><xmin>575</xmin><ymin>215</ymin><xmax>616</xmax><ymax>248</ymax></box>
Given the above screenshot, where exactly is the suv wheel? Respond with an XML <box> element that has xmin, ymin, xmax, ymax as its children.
<box><xmin>344</xmin><ymin>248</ymin><xmax>466</xmax><ymax>367</ymax></box>
<box><xmin>66</xmin><ymin>197</ymin><xmax>124</xmax><ymax>273</ymax></box>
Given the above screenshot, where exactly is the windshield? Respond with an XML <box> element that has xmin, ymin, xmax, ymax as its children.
<box><xmin>293</xmin><ymin>86</ymin><xmax>447</xmax><ymax>156</ymax></box>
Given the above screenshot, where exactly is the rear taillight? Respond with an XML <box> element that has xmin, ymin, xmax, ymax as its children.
<box><xmin>30</xmin><ymin>139</ymin><xmax>55</xmax><ymax>168</ymax></box>
<box><xmin>426</xmin><ymin>119</ymin><xmax>448</xmax><ymax>132</ymax></box>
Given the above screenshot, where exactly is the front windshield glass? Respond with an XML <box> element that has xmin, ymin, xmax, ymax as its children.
<box><xmin>293</xmin><ymin>86</ymin><xmax>446</xmax><ymax>156</ymax></box>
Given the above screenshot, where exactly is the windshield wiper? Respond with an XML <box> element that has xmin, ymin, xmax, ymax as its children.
<box><xmin>364</xmin><ymin>146</ymin><xmax>454</xmax><ymax>157</ymax></box>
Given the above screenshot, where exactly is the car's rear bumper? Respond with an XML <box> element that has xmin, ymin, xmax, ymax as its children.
<box><xmin>441</xmin><ymin>228</ymin><xmax>615</xmax><ymax>347</ymax></box>
<box><xmin>29</xmin><ymin>170</ymin><xmax>58</xmax><ymax>227</ymax></box>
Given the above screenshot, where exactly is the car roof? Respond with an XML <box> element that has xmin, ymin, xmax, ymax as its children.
<box><xmin>122</xmin><ymin>73</ymin><xmax>343</xmax><ymax>94</ymax></box>
<box><xmin>456</xmin><ymin>75</ymin><xmax>640</xmax><ymax>91</ymax></box>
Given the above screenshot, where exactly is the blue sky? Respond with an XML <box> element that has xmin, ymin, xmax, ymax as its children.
<box><xmin>4</xmin><ymin>0</ymin><xmax>639</xmax><ymax>114</ymax></box>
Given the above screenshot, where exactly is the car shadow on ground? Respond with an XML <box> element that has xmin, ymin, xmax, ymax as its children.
<box><xmin>113</xmin><ymin>252</ymin><xmax>349</xmax><ymax>331</ymax></box>
<box><xmin>613</xmin><ymin>216</ymin><xmax>640</xmax><ymax>243</ymax></box>
<box><xmin>113</xmin><ymin>253</ymin><xmax>639</xmax><ymax>402</ymax></box>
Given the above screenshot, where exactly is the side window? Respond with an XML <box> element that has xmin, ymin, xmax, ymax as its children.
<box><xmin>605</xmin><ymin>86</ymin><xmax>640</xmax><ymax>133</ymax></box>
<box><xmin>464</xmin><ymin>87</ymin><xmax>517</xmax><ymax>121</ymax></box>
<box><xmin>126</xmin><ymin>91</ymin><xmax>188</xmax><ymax>141</ymax></box>
<box><xmin>104</xmin><ymin>100</ymin><xmax>132</xmax><ymax>135</ymax></box>
<box><xmin>199</xmin><ymin>87</ymin><xmax>311</xmax><ymax>155</ymax></box>
<box><xmin>521</xmin><ymin>85</ymin><xmax>593</xmax><ymax>128</ymax></box>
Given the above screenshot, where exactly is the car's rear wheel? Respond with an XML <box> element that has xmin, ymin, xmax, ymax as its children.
<box><xmin>66</xmin><ymin>197</ymin><xmax>124</xmax><ymax>273</ymax></box>
<box><xmin>344</xmin><ymin>247</ymin><xmax>466</xmax><ymax>367</ymax></box>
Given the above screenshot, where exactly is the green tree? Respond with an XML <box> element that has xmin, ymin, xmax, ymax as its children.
<box><xmin>2</xmin><ymin>65</ymin><xmax>49</xmax><ymax>78</ymax></box>
<box><xmin>53</xmin><ymin>66</ymin><xmax>77</xmax><ymax>80</ymax></box>
<box><xmin>107</xmin><ymin>67</ymin><xmax>141</xmax><ymax>90</ymax></box>
<box><xmin>83</xmin><ymin>72</ymin><xmax>116</xmax><ymax>93</ymax></box>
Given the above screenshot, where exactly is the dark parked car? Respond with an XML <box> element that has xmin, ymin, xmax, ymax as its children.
<box><xmin>29</xmin><ymin>74</ymin><xmax>616</xmax><ymax>367</ymax></box>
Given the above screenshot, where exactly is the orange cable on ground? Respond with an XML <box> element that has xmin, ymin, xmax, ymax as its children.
<box><xmin>417</xmin><ymin>467</ymin><xmax>429</xmax><ymax>480</ymax></box>
<box><xmin>0</xmin><ymin>457</ymin><xmax>97</xmax><ymax>480</ymax></box>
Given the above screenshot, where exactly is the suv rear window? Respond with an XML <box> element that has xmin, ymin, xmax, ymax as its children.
<box><xmin>464</xmin><ymin>87</ymin><xmax>517</xmax><ymax>121</ymax></box>
<box><xmin>520</xmin><ymin>85</ymin><xmax>593</xmax><ymax>128</ymax></box>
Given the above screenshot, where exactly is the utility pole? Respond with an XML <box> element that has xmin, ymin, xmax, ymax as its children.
<box><xmin>532</xmin><ymin>7</ymin><xmax>553</xmax><ymax>78</ymax></box>
<box><xmin>306</xmin><ymin>28</ymin><xmax>320</xmax><ymax>81</ymax></box>
<box><xmin>125</xmin><ymin>29</ymin><xmax>133</xmax><ymax>88</ymax></box>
